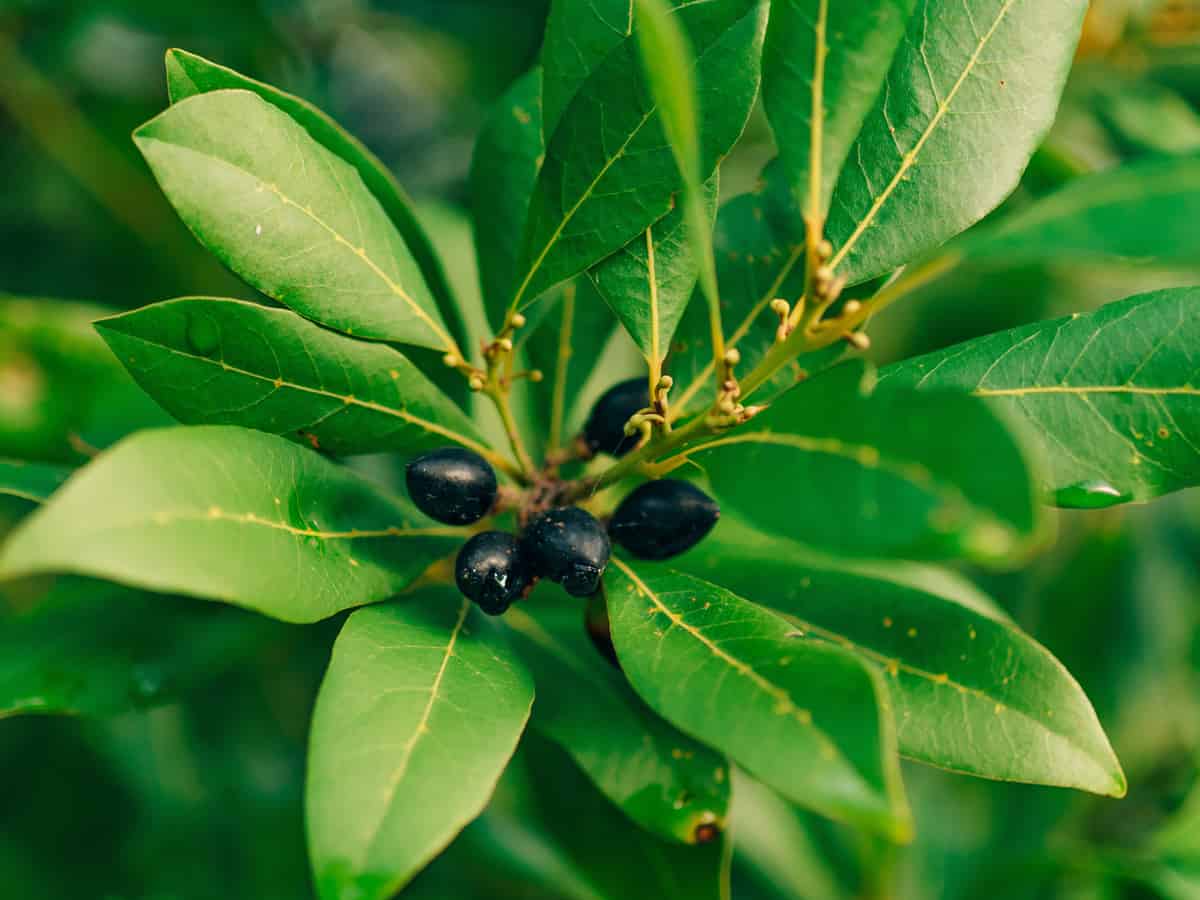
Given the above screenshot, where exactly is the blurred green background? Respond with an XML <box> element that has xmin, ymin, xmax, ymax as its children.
<box><xmin>2</xmin><ymin>1</ymin><xmax>1200</xmax><ymax>898</ymax></box>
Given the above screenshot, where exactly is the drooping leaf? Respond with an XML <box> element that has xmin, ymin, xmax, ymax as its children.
<box><xmin>824</xmin><ymin>0</ymin><xmax>1088</xmax><ymax>285</ymax></box>
<box><xmin>0</xmin><ymin>459</ymin><xmax>71</xmax><ymax>506</ymax></box>
<box><xmin>96</xmin><ymin>298</ymin><xmax>497</xmax><ymax>464</ymax></box>
<box><xmin>0</xmin><ymin>578</ymin><xmax>278</xmax><ymax>719</ymax></box>
<box><xmin>307</xmin><ymin>591</ymin><xmax>533</xmax><ymax>900</ymax></box>
<box><xmin>682</xmin><ymin>516</ymin><xmax>1126</xmax><ymax>797</ymax></box>
<box><xmin>512</xmin><ymin>0</ymin><xmax>767</xmax><ymax>310</ymax></box>
<box><xmin>470</xmin><ymin>67</ymin><xmax>546</xmax><ymax>325</ymax></box>
<box><xmin>0</xmin><ymin>427</ymin><xmax>460</xmax><ymax>622</ymax></box>
<box><xmin>878</xmin><ymin>287</ymin><xmax>1200</xmax><ymax>508</ymax></box>
<box><xmin>163</xmin><ymin>49</ymin><xmax>465</xmax><ymax>347</ymax></box>
<box><xmin>589</xmin><ymin>176</ymin><xmax>717</xmax><ymax>366</ymax></box>
<box><xmin>505</xmin><ymin>595</ymin><xmax>729</xmax><ymax>844</ymax></box>
<box><xmin>606</xmin><ymin>558</ymin><xmax>912</xmax><ymax>840</ymax></box>
<box><xmin>134</xmin><ymin>90</ymin><xmax>455</xmax><ymax>352</ymax></box>
<box><xmin>676</xmin><ymin>362</ymin><xmax>1044</xmax><ymax>563</ymax></box>
<box><xmin>762</xmin><ymin>0</ymin><xmax>914</xmax><ymax>217</ymax></box>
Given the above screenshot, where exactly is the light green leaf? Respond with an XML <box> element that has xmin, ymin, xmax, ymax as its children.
<box><xmin>606</xmin><ymin>558</ymin><xmax>911</xmax><ymax>840</ymax></box>
<box><xmin>0</xmin><ymin>426</ymin><xmax>460</xmax><ymax>622</ymax></box>
<box><xmin>134</xmin><ymin>89</ymin><xmax>454</xmax><ymax>352</ymax></box>
<box><xmin>96</xmin><ymin>298</ymin><xmax>497</xmax><ymax>464</ymax></box>
<box><xmin>505</xmin><ymin>596</ymin><xmax>729</xmax><ymax>844</ymax></box>
<box><xmin>0</xmin><ymin>459</ymin><xmax>71</xmax><ymax>505</ymax></box>
<box><xmin>307</xmin><ymin>590</ymin><xmax>533</xmax><ymax>900</ymax></box>
<box><xmin>676</xmin><ymin>362</ymin><xmax>1044</xmax><ymax>563</ymax></box>
<box><xmin>163</xmin><ymin>49</ymin><xmax>464</xmax><ymax>346</ymax></box>
<box><xmin>0</xmin><ymin>578</ymin><xmax>278</xmax><ymax>719</ymax></box>
<box><xmin>588</xmin><ymin>176</ymin><xmax>717</xmax><ymax>366</ymax></box>
<box><xmin>470</xmin><ymin>67</ymin><xmax>545</xmax><ymax>325</ymax></box>
<box><xmin>683</xmin><ymin>516</ymin><xmax>1126</xmax><ymax>797</ymax></box>
<box><xmin>512</xmin><ymin>0</ymin><xmax>767</xmax><ymax>309</ymax></box>
<box><xmin>825</xmin><ymin>0</ymin><xmax>1088</xmax><ymax>285</ymax></box>
<box><xmin>762</xmin><ymin>0</ymin><xmax>914</xmax><ymax>217</ymax></box>
<box><xmin>878</xmin><ymin>287</ymin><xmax>1200</xmax><ymax>508</ymax></box>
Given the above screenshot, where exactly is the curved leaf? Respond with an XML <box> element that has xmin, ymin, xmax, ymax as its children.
<box><xmin>505</xmin><ymin>597</ymin><xmax>729</xmax><ymax>843</ymax></box>
<box><xmin>677</xmin><ymin>363</ymin><xmax>1044</xmax><ymax>563</ymax></box>
<box><xmin>0</xmin><ymin>578</ymin><xmax>277</xmax><ymax>719</ymax></box>
<box><xmin>878</xmin><ymin>287</ymin><xmax>1200</xmax><ymax>507</ymax></box>
<box><xmin>825</xmin><ymin>0</ymin><xmax>1088</xmax><ymax>285</ymax></box>
<box><xmin>684</xmin><ymin>517</ymin><xmax>1126</xmax><ymax>797</ymax></box>
<box><xmin>763</xmin><ymin>0</ymin><xmax>914</xmax><ymax>217</ymax></box>
<box><xmin>606</xmin><ymin>558</ymin><xmax>911</xmax><ymax>840</ymax></box>
<box><xmin>589</xmin><ymin>176</ymin><xmax>717</xmax><ymax>366</ymax></box>
<box><xmin>134</xmin><ymin>90</ymin><xmax>454</xmax><ymax>352</ymax></box>
<box><xmin>307</xmin><ymin>590</ymin><xmax>533</xmax><ymax>900</ymax></box>
<box><xmin>0</xmin><ymin>459</ymin><xmax>70</xmax><ymax>505</ymax></box>
<box><xmin>0</xmin><ymin>427</ymin><xmax>460</xmax><ymax>622</ymax></box>
<box><xmin>96</xmin><ymin>298</ymin><xmax>494</xmax><ymax>462</ymax></box>
<box><xmin>471</xmin><ymin>67</ymin><xmax>545</xmax><ymax>325</ymax></box>
<box><xmin>163</xmin><ymin>49</ymin><xmax>464</xmax><ymax>347</ymax></box>
<box><xmin>512</xmin><ymin>0</ymin><xmax>767</xmax><ymax>309</ymax></box>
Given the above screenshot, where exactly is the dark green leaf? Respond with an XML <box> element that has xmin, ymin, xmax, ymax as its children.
<box><xmin>505</xmin><ymin>596</ymin><xmax>729</xmax><ymax>843</ymax></box>
<box><xmin>606</xmin><ymin>558</ymin><xmax>911</xmax><ymax>840</ymax></box>
<box><xmin>96</xmin><ymin>298</ymin><xmax>495</xmax><ymax>463</ymax></box>
<box><xmin>762</xmin><ymin>0</ymin><xmax>914</xmax><ymax>217</ymax></box>
<box><xmin>683</xmin><ymin>516</ymin><xmax>1126</xmax><ymax>797</ymax></box>
<box><xmin>878</xmin><ymin>287</ymin><xmax>1200</xmax><ymax>507</ymax></box>
<box><xmin>540</xmin><ymin>0</ymin><xmax>631</xmax><ymax>137</ymax></box>
<box><xmin>163</xmin><ymin>49</ymin><xmax>465</xmax><ymax>347</ymax></box>
<box><xmin>512</xmin><ymin>0</ymin><xmax>767</xmax><ymax>310</ymax></box>
<box><xmin>0</xmin><ymin>426</ymin><xmax>460</xmax><ymax>622</ymax></box>
<box><xmin>0</xmin><ymin>578</ymin><xmax>278</xmax><ymax>719</ymax></box>
<box><xmin>0</xmin><ymin>459</ymin><xmax>70</xmax><ymax>506</ymax></box>
<box><xmin>678</xmin><ymin>363</ymin><xmax>1044</xmax><ymax>563</ymax></box>
<box><xmin>589</xmin><ymin>176</ymin><xmax>717</xmax><ymax>367</ymax></box>
<box><xmin>134</xmin><ymin>90</ymin><xmax>455</xmax><ymax>352</ymax></box>
<box><xmin>307</xmin><ymin>590</ymin><xmax>533</xmax><ymax>900</ymax></box>
<box><xmin>825</xmin><ymin>0</ymin><xmax>1088</xmax><ymax>285</ymax></box>
<box><xmin>470</xmin><ymin>67</ymin><xmax>545</xmax><ymax>325</ymax></box>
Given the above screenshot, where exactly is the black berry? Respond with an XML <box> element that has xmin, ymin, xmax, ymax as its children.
<box><xmin>455</xmin><ymin>531</ymin><xmax>533</xmax><ymax>615</ymax></box>
<box><xmin>406</xmin><ymin>447</ymin><xmax>497</xmax><ymax>525</ymax></box>
<box><xmin>583</xmin><ymin>377</ymin><xmax>647</xmax><ymax>457</ymax></box>
<box><xmin>608</xmin><ymin>480</ymin><xmax>720</xmax><ymax>561</ymax></box>
<box><xmin>522</xmin><ymin>507</ymin><xmax>611</xmax><ymax>597</ymax></box>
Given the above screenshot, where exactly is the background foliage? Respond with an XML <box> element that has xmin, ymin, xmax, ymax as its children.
<box><xmin>2</xmin><ymin>1</ymin><xmax>1200</xmax><ymax>898</ymax></box>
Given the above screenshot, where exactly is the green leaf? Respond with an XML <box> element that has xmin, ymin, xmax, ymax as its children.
<box><xmin>878</xmin><ymin>287</ymin><xmax>1200</xmax><ymax>508</ymax></box>
<box><xmin>0</xmin><ymin>426</ymin><xmax>460</xmax><ymax>623</ymax></box>
<box><xmin>512</xmin><ymin>0</ymin><xmax>767</xmax><ymax>309</ymax></box>
<box><xmin>762</xmin><ymin>0</ymin><xmax>914</xmax><ymax>217</ymax></box>
<box><xmin>824</xmin><ymin>0</ymin><xmax>1088</xmax><ymax>285</ymax></box>
<box><xmin>96</xmin><ymin>298</ymin><xmax>496</xmax><ymax>463</ymax></box>
<box><xmin>540</xmin><ymin>0</ymin><xmax>631</xmax><ymax>138</ymax></box>
<box><xmin>163</xmin><ymin>49</ymin><xmax>465</xmax><ymax>348</ymax></box>
<box><xmin>134</xmin><ymin>89</ymin><xmax>455</xmax><ymax>352</ymax></box>
<box><xmin>505</xmin><ymin>595</ymin><xmax>729</xmax><ymax>844</ymax></box>
<box><xmin>0</xmin><ymin>578</ymin><xmax>277</xmax><ymax>719</ymax></box>
<box><xmin>684</xmin><ymin>516</ymin><xmax>1126</xmax><ymax>797</ymax></box>
<box><xmin>0</xmin><ymin>459</ymin><xmax>70</xmax><ymax>506</ymax></box>
<box><xmin>605</xmin><ymin>558</ymin><xmax>911</xmax><ymax>840</ymax></box>
<box><xmin>677</xmin><ymin>362</ymin><xmax>1044</xmax><ymax>563</ymax></box>
<box><xmin>588</xmin><ymin>176</ymin><xmax>717</xmax><ymax>366</ymax></box>
<box><xmin>958</xmin><ymin>154</ymin><xmax>1200</xmax><ymax>267</ymax></box>
<box><xmin>306</xmin><ymin>590</ymin><xmax>533</xmax><ymax>900</ymax></box>
<box><xmin>470</xmin><ymin>67</ymin><xmax>545</xmax><ymax>325</ymax></box>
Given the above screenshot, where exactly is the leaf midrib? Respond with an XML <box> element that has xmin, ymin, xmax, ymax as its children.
<box><xmin>102</xmin><ymin>325</ymin><xmax>492</xmax><ymax>458</ymax></box>
<box><xmin>975</xmin><ymin>384</ymin><xmax>1200</xmax><ymax>398</ymax></box>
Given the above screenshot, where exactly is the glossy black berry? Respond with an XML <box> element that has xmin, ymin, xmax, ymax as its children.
<box><xmin>522</xmin><ymin>507</ymin><xmax>611</xmax><ymax>597</ymax></box>
<box><xmin>608</xmin><ymin>480</ymin><xmax>720</xmax><ymax>561</ymax></box>
<box><xmin>583</xmin><ymin>377</ymin><xmax>648</xmax><ymax>457</ymax></box>
<box><xmin>406</xmin><ymin>447</ymin><xmax>497</xmax><ymax>525</ymax></box>
<box><xmin>455</xmin><ymin>531</ymin><xmax>533</xmax><ymax>615</ymax></box>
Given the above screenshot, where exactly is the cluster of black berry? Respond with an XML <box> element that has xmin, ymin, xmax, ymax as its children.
<box><xmin>404</xmin><ymin>380</ymin><xmax>721</xmax><ymax>616</ymax></box>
